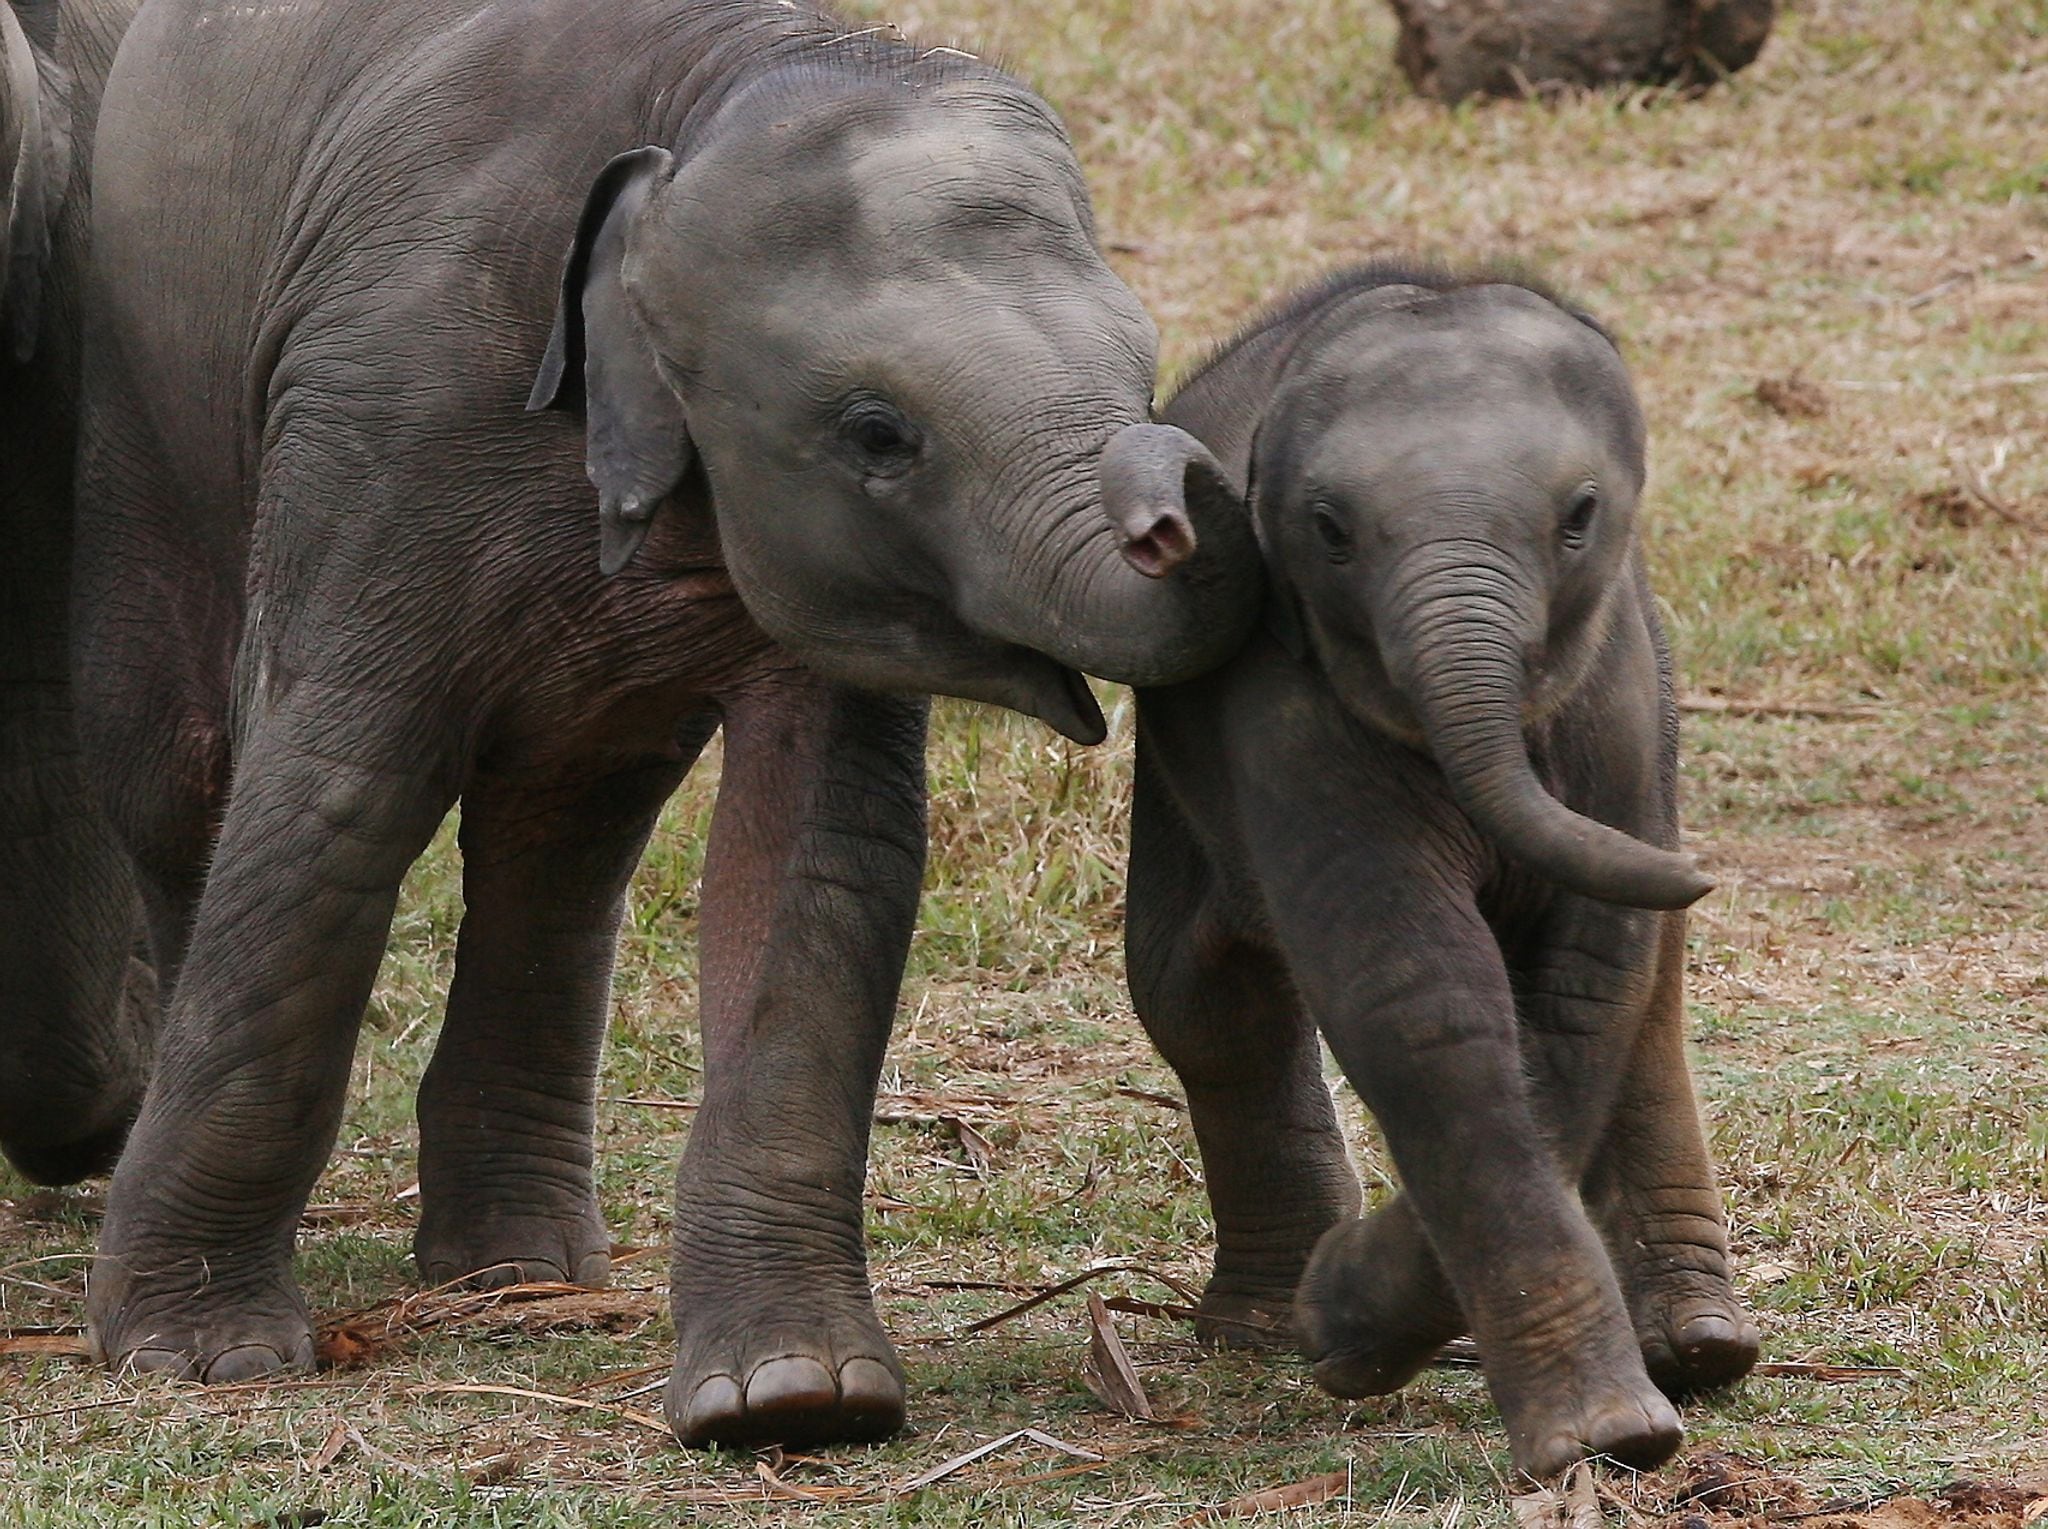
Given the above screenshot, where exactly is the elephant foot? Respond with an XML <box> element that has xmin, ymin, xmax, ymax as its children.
<box><xmin>414</xmin><ymin>1196</ymin><xmax>612</xmax><ymax>1291</ymax></box>
<box><xmin>1294</xmin><ymin>1214</ymin><xmax>1465</xmax><ymax>1396</ymax></box>
<box><xmin>1476</xmin><ymin>1272</ymin><xmax>1684</xmax><ymax>1479</ymax></box>
<box><xmin>1194</xmin><ymin>1279</ymin><xmax>1299</xmax><ymax>1351</ymax></box>
<box><xmin>1509</xmin><ymin>1376</ymin><xmax>1684</xmax><ymax>1480</ymax></box>
<box><xmin>665</xmin><ymin>1277</ymin><xmax>905</xmax><ymax>1448</ymax></box>
<box><xmin>87</xmin><ymin>1258</ymin><xmax>314</xmax><ymax>1385</ymax></box>
<box><xmin>1630</xmin><ymin>1273</ymin><xmax>1760</xmax><ymax>1396</ymax></box>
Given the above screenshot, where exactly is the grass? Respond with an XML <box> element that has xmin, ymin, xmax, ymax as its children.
<box><xmin>4</xmin><ymin>0</ymin><xmax>2047</xmax><ymax>1521</ymax></box>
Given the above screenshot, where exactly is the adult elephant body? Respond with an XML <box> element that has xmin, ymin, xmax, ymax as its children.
<box><xmin>74</xmin><ymin>0</ymin><xmax>1256</xmax><ymax>1446</ymax></box>
<box><xmin>0</xmin><ymin>0</ymin><xmax>155</xmax><ymax>1188</ymax></box>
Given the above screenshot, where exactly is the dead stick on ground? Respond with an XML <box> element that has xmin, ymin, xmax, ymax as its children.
<box><xmin>957</xmin><ymin>1263</ymin><xmax>1202</xmax><ymax>1336</ymax></box>
<box><xmin>411</xmin><ymin>1382</ymin><xmax>672</xmax><ymax>1433</ymax></box>
<box><xmin>1678</xmin><ymin>695</ymin><xmax>1886</xmax><ymax>720</ymax></box>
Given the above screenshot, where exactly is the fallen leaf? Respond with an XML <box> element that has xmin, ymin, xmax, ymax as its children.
<box><xmin>313</xmin><ymin>1325</ymin><xmax>383</xmax><ymax>1368</ymax></box>
<box><xmin>945</xmin><ymin>1115</ymin><xmax>996</xmax><ymax>1173</ymax></box>
<box><xmin>1564</xmin><ymin>1463</ymin><xmax>1602</xmax><ymax>1529</ymax></box>
<box><xmin>461</xmin><ymin>1451</ymin><xmax>527</xmax><ymax>1487</ymax></box>
<box><xmin>303</xmin><ymin>1418</ymin><xmax>350</xmax><ymax>1473</ymax></box>
<box><xmin>1082</xmin><ymin>1292</ymin><xmax>1155</xmax><ymax>1422</ymax></box>
<box><xmin>755</xmin><ymin>1458</ymin><xmax>859</xmax><ymax>1503</ymax></box>
<box><xmin>1183</xmin><ymin>1469</ymin><xmax>1351</xmax><ymax>1523</ymax></box>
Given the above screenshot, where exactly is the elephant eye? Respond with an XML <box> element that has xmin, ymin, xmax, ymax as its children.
<box><xmin>840</xmin><ymin>397</ymin><xmax>922</xmax><ymax>476</ymax></box>
<box><xmin>1561</xmin><ymin>483</ymin><xmax>1599</xmax><ymax>549</ymax></box>
<box><xmin>1310</xmin><ymin>500</ymin><xmax>1353</xmax><ymax>562</ymax></box>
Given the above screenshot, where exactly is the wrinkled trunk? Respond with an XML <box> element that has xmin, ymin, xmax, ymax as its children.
<box><xmin>981</xmin><ymin>422</ymin><xmax>1262</xmax><ymax>691</ymax></box>
<box><xmin>1387</xmin><ymin>567</ymin><xmax>1710</xmax><ymax>911</ymax></box>
<box><xmin>1387</xmin><ymin>0</ymin><xmax>1776</xmax><ymax>102</ymax></box>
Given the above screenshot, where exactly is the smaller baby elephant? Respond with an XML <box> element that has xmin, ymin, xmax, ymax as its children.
<box><xmin>1123</xmin><ymin>266</ymin><xmax>1759</xmax><ymax>1478</ymax></box>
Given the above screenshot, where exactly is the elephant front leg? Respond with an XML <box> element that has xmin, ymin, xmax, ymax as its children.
<box><xmin>414</xmin><ymin>736</ymin><xmax>712</xmax><ymax>1291</ymax></box>
<box><xmin>85</xmin><ymin>698</ymin><xmax>452</xmax><ymax>1382</ymax></box>
<box><xmin>1582</xmin><ymin>914</ymin><xmax>1757</xmax><ymax>1394</ymax></box>
<box><xmin>1126</xmin><ymin>747</ymin><xmax>1359</xmax><ymax>1348</ymax></box>
<box><xmin>1271</xmin><ymin>881</ymin><xmax>1679</xmax><ymax>1478</ymax></box>
<box><xmin>663</xmin><ymin>679</ymin><xmax>927</xmax><ymax>1449</ymax></box>
<box><xmin>1314</xmin><ymin>906</ymin><xmax>1755</xmax><ymax>1398</ymax></box>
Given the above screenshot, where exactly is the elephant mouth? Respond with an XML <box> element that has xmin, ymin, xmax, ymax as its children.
<box><xmin>759</xmin><ymin>599</ymin><xmax>1109</xmax><ymax>744</ymax></box>
<box><xmin>940</xmin><ymin>644</ymin><xmax>1106</xmax><ymax>745</ymax></box>
<box><xmin>1046</xmin><ymin>659</ymin><xmax>1107</xmax><ymax>745</ymax></box>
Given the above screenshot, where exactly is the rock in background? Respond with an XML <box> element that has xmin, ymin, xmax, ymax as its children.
<box><xmin>1388</xmin><ymin>0</ymin><xmax>1777</xmax><ymax>101</ymax></box>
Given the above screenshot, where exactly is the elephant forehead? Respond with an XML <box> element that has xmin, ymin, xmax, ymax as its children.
<box><xmin>845</xmin><ymin>120</ymin><xmax>1092</xmax><ymax>240</ymax></box>
<box><xmin>679</xmin><ymin>102</ymin><xmax>1097</xmax><ymax>268</ymax></box>
<box><xmin>1289</xmin><ymin>365</ymin><xmax>1619</xmax><ymax>499</ymax></box>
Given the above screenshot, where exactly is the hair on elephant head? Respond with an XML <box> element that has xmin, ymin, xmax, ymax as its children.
<box><xmin>533</xmin><ymin>47</ymin><xmax>1260</xmax><ymax>743</ymax></box>
<box><xmin>1225</xmin><ymin>265</ymin><xmax>1708</xmax><ymax>910</ymax></box>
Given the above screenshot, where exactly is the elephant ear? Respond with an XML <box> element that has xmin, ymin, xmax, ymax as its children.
<box><xmin>529</xmin><ymin>145</ymin><xmax>691</xmax><ymax>577</ymax></box>
<box><xmin>1243</xmin><ymin>421</ymin><xmax>1309</xmax><ymax>663</ymax></box>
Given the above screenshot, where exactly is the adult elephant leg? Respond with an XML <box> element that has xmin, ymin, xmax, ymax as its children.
<box><xmin>1126</xmin><ymin>743</ymin><xmax>1359</xmax><ymax>1348</ymax></box>
<box><xmin>1582</xmin><ymin>913</ymin><xmax>1756</xmax><ymax>1393</ymax></box>
<box><xmin>414</xmin><ymin>730</ymin><xmax>714</xmax><ymax>1291</ymax></box>
<box><xmin>86</xmin><ymin>686</ymin><xmax>453</xmax><ymax>1381</ymax></box>
<box><xmin>664</xmin><ymin>676</ymin><xmax>926</xmax><ymax>1449</ymax></box>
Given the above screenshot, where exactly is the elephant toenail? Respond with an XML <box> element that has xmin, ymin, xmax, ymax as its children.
<box><xmin>837</xmin><ymin>1356</ymin><xmax>899</xmax><ymax>1406</ymax></box>
<box><xmin>676</xmin><ymin>1373</ymin><xmax>744</xmax><ymax>1442</ymax></box>
<box><xmin>743</xmin><ymin>1355</ymin><xmax>837</xmax><ymax>1419</ymax></box>
<box><xmin>122</xmin><ymin>1346</ymin><xmax>200</xmax><ymax>1380</ymax></box>
<box><xmin>201</xmin><ymin>1343</ymin><xmax>293</xmax><ymax>1385</ymax></box>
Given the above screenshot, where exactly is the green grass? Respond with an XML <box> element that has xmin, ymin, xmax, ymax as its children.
<box><xmin>5</xmin><ymin>0</ymin><xmax>2047</xmax><ymax>1522</ymax></box>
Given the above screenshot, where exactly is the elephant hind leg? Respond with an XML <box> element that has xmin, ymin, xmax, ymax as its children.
<box><xmin>414</xmin><ymin>732</ymin><xmax>712</xmax><ymax>1292</ymax></box>
<box><xmin>0</xmin><ymin>953</ymin><xmax>156</xmax><ymax>1186</ymax></box>
<box><xmin>1586</xmin><ymin>913</ymin><xmax>1759</xmax><ymax>1395</ymax></box>
<box><xmin>1126</xmin><ymin>745</ymin><xmax>1360</xmax><ymax>1351</ymax></box>
<box><xmin>0</xmin><ymin>698</ymin><xmax>158</xmax><ymax>1183</ymax></box>
<box><xmin>0</xmin><ymin>569</ymin><xmax>162</xmax><ymax>1182</ymax></box>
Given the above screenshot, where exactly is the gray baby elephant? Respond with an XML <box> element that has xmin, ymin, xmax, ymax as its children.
<box><xmin>1123</xmin><ymin>266</ymin><xmax>1758</xmax><ymax>1478</ymax></box>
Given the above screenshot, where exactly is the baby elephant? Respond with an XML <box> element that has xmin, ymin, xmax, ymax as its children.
<box><xmin>1124</xmin><ymin>266</ymin><xmax>1758</xmax><ymax>1478</ymax></box>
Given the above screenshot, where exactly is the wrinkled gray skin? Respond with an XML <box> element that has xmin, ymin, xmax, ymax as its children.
<box><xmin>0</xmin><ymin>0</ymin><xmax>155</xmax><ymax>1188</ymax></box>
<box><xmin>72</xmin><ymin>0</ymin><xmax>1258</xmax><ymax>1448</ymax></box>
<box><xmin>1126</xmin><ymin>269</ymin><xmax>1758</xmax><ymax>1479</ymax></box>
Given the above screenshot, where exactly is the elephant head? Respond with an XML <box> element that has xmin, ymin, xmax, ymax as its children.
<box><xmin>1247</xmin><ymin>280</ymin><xmax>1710</xmax><ymax>910</ymax></box>
<box><xmin>532</xmin><ymin>59</ymin><xmax>1258</xmax><ymax>743</ymax></box>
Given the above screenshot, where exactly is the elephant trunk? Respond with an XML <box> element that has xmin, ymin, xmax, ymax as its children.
<box><xmin>983</xmin><ymin>422</ymin><xmax>1262</xmax><ymax>693</ymax></box>
<box><xmin>1387</xmin><ymin>558</ymin><xmax>1711</xmax><ymax>911</ymax></box>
